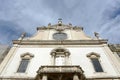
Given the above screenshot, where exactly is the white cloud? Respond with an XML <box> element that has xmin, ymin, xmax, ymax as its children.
<box><xmin>0</xmin><ymin>0</ymin><xmax>120</xmax><ymax>44</ymax></box>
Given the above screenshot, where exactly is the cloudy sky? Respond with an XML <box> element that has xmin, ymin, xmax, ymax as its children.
<box><xmin>0</xmin><ymin>0</ymin><xmax>120</xmax><ymax>44</ymax></box>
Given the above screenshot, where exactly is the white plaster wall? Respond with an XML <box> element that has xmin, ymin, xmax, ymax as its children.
<box><xmin>68</xmin><ymin>47</ymin><xmax>117</xmax><ymax>77</ymax></box>
<box><xmin>1</xmin><ymin>48</ymin><xmax>53</xmax><ymax>77</ymax></box>
<box><xmin>0</xmin><ymin>46</ymin><xmax>117</xmax><ymax>78</ymax></box>
<box><xmin>64</xmin><ymin>30</ymin><xmax>72</xmax><ymax>39</ymax></box>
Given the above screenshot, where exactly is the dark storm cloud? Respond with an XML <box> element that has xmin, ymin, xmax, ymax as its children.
<box><xmin>0</xmin><ymin>20</ymin><xmax>25</xmax><ymax>44</ymax></box>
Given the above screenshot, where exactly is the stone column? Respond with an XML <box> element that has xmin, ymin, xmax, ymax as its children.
<box><xmin>73</xmin><ymin>74</ymin><xmax>79</xmax><ymax>80</ymax></box>
<box><xmin>51</xmin><ymin>52</ymin><xmax>55</xmax><ymax>65</ymax></box>
<box><xmin>65</xmin><ymin>56</ymin><xmax>69</xmax><ymax>65</ymax></box>
<box><xmin>80</xmin><ymin>75</ymin><xmax>84</xmax><ymax>80</ymax></box>
<box><xmin>65</xmin><ymin>52</ymin><xmax>70</xmax><ymax>65</ymax></box>
<box><xmin>37</xmin><ymin>75</ymin><xmax>41</xmax><ymax>80</ymax></box>
<box><xmin>42</xmin><ymin>75</ymin><xmax>47</xmax><ymax>80</ymax></box>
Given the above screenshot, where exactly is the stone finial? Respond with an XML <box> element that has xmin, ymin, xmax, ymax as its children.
<box><xmin>19</xmin><ymin>32</ymin><xmax>26</xmax><ymax>40</ymax></box>
<box><xmin>48</xmin><ymin>23</ymin><xmax>51</xmax><ymax>26</ymax></box>
<box><xmin>94</xmin><ymin>32</ymin><xmax>100</xmax><ymax>39</ymax></box>
<box><xmin>69</xmin><ymin>23</ymin><xmax>72</xmax><ymax>26</ymax></box>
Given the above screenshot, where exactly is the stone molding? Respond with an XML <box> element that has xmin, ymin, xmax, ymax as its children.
<box><xmin>37</xmin><ymin>66</ymin><xmax>84</xmax><ymax>74</ymax></box>
<box><xmin>13</xmin><ymin>40</ymin><xmax>108</xmax><ymax>45</ymax></box>
<box><xmin>108</xmin><ymin>44</ymin><xmax>120</xmax><ymax>52</ymax></box>
<box><xmin>0</xmin><ymin>77</ymin><xmax>34</xmax><ymax>80</ymax></box>
<box><xmin>21</xmin><ymin>52</ymin><xmax>34</xmax><ymax>59</ymax></box>
<box><xmin>36</xmin><ymin>66</ymin><xmax>86</xmax><ymax>80</ymax></box>
<box><xmin>50</xmin><ymin>47</ymin><xmax>70</xmax><ymax>56</ymax></box>
<box><xmin>87</xmin><ymin>77</ymin><xmax>120</xmax><ymax>79</ymax></box>
<box><xmin>37</xmin><ymin>24</ymin><xmax>83</xmax><ymax>31</ymax></box>
<box><xmin>86</xmin><ymin>52</ymin><xmax>100</xmax><ymax>58</ymax></box>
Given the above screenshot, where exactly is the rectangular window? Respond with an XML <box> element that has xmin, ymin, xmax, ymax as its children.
<box><xmin>91</xmin><ymin>58</ymin><xmax>103</xmax><ymax>72</ymax></box>
<box><xmin>55</xmin><ymin>56</ymin><xmax>65</xmax><ymax>65</ymax></box>
<box><xmin>17</xmin><ymin>59</ymin><xmax>29</xmax><ymax>73</ymax></box>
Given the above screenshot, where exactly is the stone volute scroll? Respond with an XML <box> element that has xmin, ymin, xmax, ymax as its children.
<box><xmin>21</xmin><ymin>52</ymin><xmax>34</xmax><ymax>59</ymax></box>
<box><xmin>86</xmin><ymin>52</ymin><xmax>100</xmax><ymax>58</ymax></box>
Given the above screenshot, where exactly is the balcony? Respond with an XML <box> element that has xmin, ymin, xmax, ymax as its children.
<box><xmin>37</xmin><ymin>66</ymin><xmax>84</xmax><ymax>74</ymax></box>
<box><xmin>36</xmin><ymin>66</ymin><xmax>86</xmax><ymax>80</ymax></box>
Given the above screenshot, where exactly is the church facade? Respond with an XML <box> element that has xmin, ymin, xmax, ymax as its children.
<box><xmin>0</xmin><ymin>20</ymin><xmax>120</xmax><ymax>80</ymax></box>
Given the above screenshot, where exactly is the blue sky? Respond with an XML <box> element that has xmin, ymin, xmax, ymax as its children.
<box><xmin>0</xmin><ymin>0</ymin><xmax>120</xmax><ymax>44</ymax></box>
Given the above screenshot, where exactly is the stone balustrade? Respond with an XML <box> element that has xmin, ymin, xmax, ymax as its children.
<box><xmin>37</xmin><ymin>66</ymin><xmax>83</xmax><ymax>74</ymax></box>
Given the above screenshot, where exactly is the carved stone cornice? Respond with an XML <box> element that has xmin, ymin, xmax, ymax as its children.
<box><xmin>13</xmin><ymin>39</ymin><xmax>108</xmax><ymax>45</ymax></box>
<box><xmin>37</xmin><ymin>24</ymin><xmax>83</xmax><ymax>31</ymax></box>
<box><xmin>108</xmin><ymin>44</ymin><xmax>120</xmax><ymax>52</ymax></box>
<box><xmin>87</xmin><ymin>77</ymin><xmax>120</xmax><ymax>79</ymax></box>
<box><xmin>50</xmin><ymin>47</ymin><xmax>70</xmax><ymax>56</ymax></box>
<box><xmin>36</xmin><ymin>66</ymin><xmax>86</xmax><ymax>80</ymax></box>
<box><xmin>37</xmin><ymin>66</ymin><xmax>84</xmax><ymax>74</ymax></box>
<box><xmin>0</xmin><ymin>77</ymin><xmax>34</xmax><ymax>80</ymax></box>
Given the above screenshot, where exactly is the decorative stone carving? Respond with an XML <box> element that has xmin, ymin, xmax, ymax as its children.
<box><xmin>73</xmin><ymin>74</ymin><xmax>79</xmax><ymax>80</ymax></box>
<box><xmin>86</xmin><ymin>52</ymin><xmax>100</xmax><ymax>58</ymax></box>
<box><xmin>19</xmin><ymin>32</ymin><xmax>26</xmax><ymax>40</ymax></box>
<box><xmin>42</xmin><ymin>75</ymin><xmax>47</xmax><ymax>80</ymax></box>
<box><xmin>21</xmin><ymin>52</ymin><xmax>34</xmax><ymax>59</ymax></box>
<box><xmin>48</xmin><ymin>23</ymin><xmax>51</xmax><ymax>26</ymax></box>
<box><xmin>94</xmin><ymin>32</ymin><xmax>100</xmax><ymax>39</ymax></box>
<box><xmin>73</xmin><ymin>26</ymin><xmax>83</xmax><ymax>30</ymax></box>
<box><xmin>36</xmin><ymin>66</ymin><xmax>86</xmax><ymax>80</ymax></box>
<box><xmin>37</xmin><ymin>26</ymin><xmax>47</xmax><ymax>30</ymax></box>
<box><xmin>37</xmin><ymin>66</ymin><xmax>84</xmax><ymax>73</ymax></box>
<box><xmin>50</xmin><ymin>47</ymin><xmax>70</xmax><ymax>56</ymax></box>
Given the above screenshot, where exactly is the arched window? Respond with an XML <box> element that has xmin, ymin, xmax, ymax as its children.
<box><xmin>50</xmin><ymin>47</ymin><xmax>70</xmax><ymax>65</ymax></box>
<box><xmin>87</xmin><ymin>52</ymin><xmax>103</xmax><ymax>72</ymax></box>
<box><xmin>17</xmin><ymin>52</ymin><xmax>34</xmax><ymax>73</ymax></box>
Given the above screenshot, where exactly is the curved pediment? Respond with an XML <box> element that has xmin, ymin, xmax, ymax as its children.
<box><xmin>15</xmin><ymin>21</ymin><xmax>107</xmax><ymax>44</ymax></box>
<box><xmin>26</xmin><ymin>22</ymin><xmax>92</xmax><ymax>41</ymax></box>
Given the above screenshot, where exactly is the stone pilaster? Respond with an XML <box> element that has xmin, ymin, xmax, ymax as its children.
<box><xmin>73</xmin><ymin>74</ymin><xmax>79</xmax><ymax>80</ymax></box>
<box><xmin>42</xmin><ymin>75</ymin><xmax>47</xmax><ymax>80</ymax></box>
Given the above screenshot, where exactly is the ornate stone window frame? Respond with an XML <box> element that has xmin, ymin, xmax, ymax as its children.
<box><xmin>50</xmin><ymin>47</ymin><xmax>70</xmax><ymax>65</ymax></box>
<box><xmin>17</xmin><ymin>52</ymin><xmax>34</xmax><ymax>73</ymax></box>
<box><xmin>87</xmin><ymin>52</ymin><xmax>104</xmax><ymax>72</ymax></box>
<box><xmin>53</xmin><ymin>32</ymin><xmax>68</xmax><ymax>40</ymax></box>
